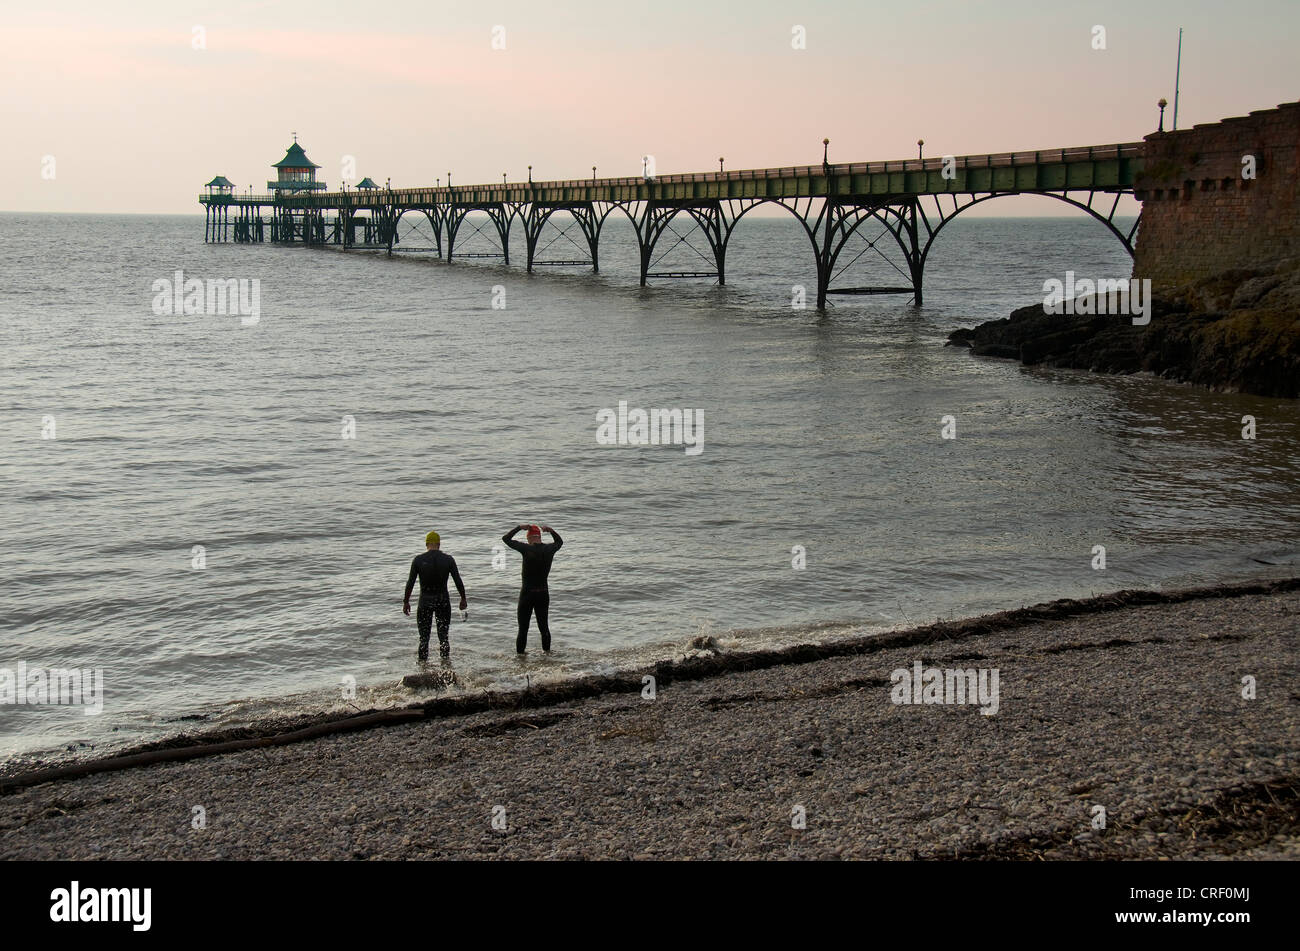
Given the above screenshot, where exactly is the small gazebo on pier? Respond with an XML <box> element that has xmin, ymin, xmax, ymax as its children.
<box><xmin>268</xmin><ymin>137</ymin><xmax>325</xmax><ymax>193</ymax></box>
<box><xmin>203</xmin><ymin>176</ymin><xmax>235</xmax><ymax>201</ymax></box>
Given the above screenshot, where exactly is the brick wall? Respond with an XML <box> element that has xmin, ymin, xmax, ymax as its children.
<box><xmin>1133</xmin><ymin>101</ymin><xmax>1300</xmax><ymax>289</ymax></box>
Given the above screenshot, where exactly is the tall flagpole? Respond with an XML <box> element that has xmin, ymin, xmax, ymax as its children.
<box><xmin>1173</xmin><ymin>28</ymin><xmax>1183</xmax><ymax>130</ymax></box>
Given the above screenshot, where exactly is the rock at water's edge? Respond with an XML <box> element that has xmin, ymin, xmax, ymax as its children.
<box><xmin>947</xmin><ymin>259</ymin><xmax>1300</xmax><ymax>399</ymax></box>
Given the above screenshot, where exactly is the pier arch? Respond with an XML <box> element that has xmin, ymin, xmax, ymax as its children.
<box><xmin>444</xmin><ymin>205</ymin><xmax>511</xmax><ymax>264</ymax></box>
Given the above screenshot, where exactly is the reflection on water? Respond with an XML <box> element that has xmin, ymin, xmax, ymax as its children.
<box><xmin>0</xmin><ymin>212</ymin><xmax>1296</xmax><ymax>762</ymax></box>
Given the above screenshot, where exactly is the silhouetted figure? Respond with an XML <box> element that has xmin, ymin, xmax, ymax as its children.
<box><xmin>403</xmin><ymin>531</ymin><xmax>467</xmax><ymax>660</ymax></box>
<box><xmin>502</xmin><ymin>524</ymin><xmax>563</xmax><ymax>654</ymax></box>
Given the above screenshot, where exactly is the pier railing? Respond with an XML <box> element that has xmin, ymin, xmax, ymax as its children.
<box><xmin>199</xmin><ymin>143</ymin><xmax>1142</xmax><ymax>206</ymax></box>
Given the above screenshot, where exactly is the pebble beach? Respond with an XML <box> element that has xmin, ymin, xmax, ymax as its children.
<box><xmin>2</xmin><ymin>582</ymin><xmax>1297</xmax><ymax>860</ymax></box>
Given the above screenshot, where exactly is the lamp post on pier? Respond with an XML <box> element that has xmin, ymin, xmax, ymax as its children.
<box><xmin>1157</xmin><ymin>98</ymin><xmax>1168</xmax><ymax>132</ymax></box>
<box><xmin>917</xmin><ymin>139</ymin><xmax>924</xmax><ymax>160</ymax></box>
<box><xmin>822</xmin><ymin>138</ymin><xmax>830</xmax><ymax>174</ymax></box>
<box><xmin>719</xmin><ymin>157</ymin><xmax>724</xmax><ymax>173</ymax></box>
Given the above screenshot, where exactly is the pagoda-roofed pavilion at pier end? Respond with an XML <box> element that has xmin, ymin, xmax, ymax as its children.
<box><xmin>269</xmin><ymin>137</ymin><xmax>325</xmax><ymax>193</ymax></box>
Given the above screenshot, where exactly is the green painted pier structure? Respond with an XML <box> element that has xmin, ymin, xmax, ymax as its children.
<box><xmin>202</xmin><ymin>139</ymin><xmax>1143</xmax><ymax>307</ymax></box>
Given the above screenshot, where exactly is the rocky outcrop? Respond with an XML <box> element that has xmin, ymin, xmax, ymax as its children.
<box><xmin>948</xmin><ymin>258</ymin><xmax>1300</xmax><ymax>398</ymax></box>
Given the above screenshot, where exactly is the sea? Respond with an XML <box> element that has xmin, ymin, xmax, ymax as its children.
<box><xmin>2</xmin><ymin>209</ymin><xmax>1298</xmax><ymax>766</ymax></box>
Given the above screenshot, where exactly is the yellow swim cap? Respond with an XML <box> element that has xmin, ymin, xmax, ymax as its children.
<box><xmin>425</xmin><ymin>531</ymin><xmax>440</xmax><ymax>546</ymax></box>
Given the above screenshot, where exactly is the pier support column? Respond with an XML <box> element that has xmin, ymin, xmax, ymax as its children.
<box><xmin>637</xmin><ymin>198</ymin><xmax>655</xmax><ymax>286</ymax></box>
<box><xmin>425</xmin><ymin>209</ymin><xmax>445</xmax><ymax>259</ymax></box>
<box><xmin>905</xmin><ymin>199</ymin><xmax>924</xmax><ymax>306</ymax></box>
<box><xmin>523</xmin><ymin>206</ymin><xmax>541</xmax><ymax>272</ymax></box>
<box><xmin>587</xmin><ymin>207</ymin><xmax>600</xmax><ymax>273</ymax></box>
<box><xmin>496</xmin><ymin>204</ymin><xmax>511</xmax><ymax>266</ymax></box>
<box><xmin>638</xmin><ymin>213</ymin><xmax>653</xmax><ymax>286</ymax></box>
<box><xmin>445</xmin><ymin>207</ymin><xmax>460</xmax><ymax>262</ymax></box>
<box><xmin>815</xmin><ymin>199</ymin><xmax>837</xmax><ymax>309</ymax></box>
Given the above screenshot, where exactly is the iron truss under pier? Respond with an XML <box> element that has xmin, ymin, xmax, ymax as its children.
<box><xmin>200</xmin><ymin>143</ymin><xmax>1143</xmax><ymax>307</ymax></box>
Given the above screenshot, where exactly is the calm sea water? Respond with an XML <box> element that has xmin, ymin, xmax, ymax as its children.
<box><xmin>2</xmin><ymin>210</ymin><xmax>1298</xmax><ymax>764</ymax></box>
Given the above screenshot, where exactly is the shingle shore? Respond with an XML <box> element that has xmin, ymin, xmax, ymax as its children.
<box><xmin>2</xmin><ymin>588</ymin><xmax>1297</xmax><ymax>860</ymax></box>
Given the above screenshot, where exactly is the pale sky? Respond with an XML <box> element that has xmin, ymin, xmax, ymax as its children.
<box><xmin>2</xmin><ymin>0</ymin><xmax>1295</xmax><ymax>215</ymax></box>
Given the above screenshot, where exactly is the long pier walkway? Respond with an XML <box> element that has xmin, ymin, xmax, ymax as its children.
<box><xmin>201</xmin><ymin>143</ymin><xmax>1143</xmax><ymax>306</ymax></box>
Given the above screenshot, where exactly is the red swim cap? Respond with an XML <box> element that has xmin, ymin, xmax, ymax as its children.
<box><xmin>526</xmin><ymin>524</ymin><xmax>542</xmax><ymax>536</ymax></box>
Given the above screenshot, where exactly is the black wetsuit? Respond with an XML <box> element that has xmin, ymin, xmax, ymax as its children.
<box><xmin>503</xmin><ymin>527</ymin><xmax>563</xmax><ymax>653</ymax></box>
<box><xmin>405</xmin><ymin>550</ymin><xmax>465</xmax><ymax>660</ymax></box>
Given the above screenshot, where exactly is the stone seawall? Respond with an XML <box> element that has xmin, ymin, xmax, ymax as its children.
<box><xmin>1133</xmin><ymin>101</ymin><xmax>1300</xmax><ymax>289</ymax></box>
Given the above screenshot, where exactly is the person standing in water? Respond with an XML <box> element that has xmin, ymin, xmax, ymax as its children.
<box><xmin>502</xmin><ymin>524</ymin><xmax>563</xmax><ymax>654</ymax></box>
<box><xmin>403</xmin><ymin>531</ymin><xmax>467</xmax><ymax>661</ymax></box>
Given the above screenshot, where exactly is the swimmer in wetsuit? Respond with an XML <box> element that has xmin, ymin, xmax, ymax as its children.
<box><xmin>502</xmin><ymin>524</ymin><xmax>563</xmax><ymax>654</ymax></box>
<box><xmin>403</xmin><ymin>531</ymin><xmax>467</xmax><ymax>661</ymax></box>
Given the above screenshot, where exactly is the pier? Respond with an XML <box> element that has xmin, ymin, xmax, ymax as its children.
<box><xmin>202</xmin><ymin>139</ymin><xmax>1143</xmax><ymax>306</ymax></box>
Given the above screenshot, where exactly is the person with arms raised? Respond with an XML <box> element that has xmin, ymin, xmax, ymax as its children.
<box><xmin>502</xmin><ymin>524</ymin><xmax>563</xmax><ymax>654</ymax></box>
